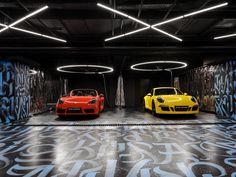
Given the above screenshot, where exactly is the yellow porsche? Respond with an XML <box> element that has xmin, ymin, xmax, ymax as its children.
<box><xmin>144</xmin><ymin>87</ymin><xmax>199</xmax><ymax>115</ymax></box>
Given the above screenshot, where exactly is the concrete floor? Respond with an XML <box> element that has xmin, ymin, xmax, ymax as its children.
<box><xmin>1</xmin><ymin>109</ymin><xmax>236</xmax><ymax>176</ymax></box>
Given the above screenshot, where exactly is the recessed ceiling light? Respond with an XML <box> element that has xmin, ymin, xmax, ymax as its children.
<box><xmin>130</xmin><ymin>61</ymin><xmax>188</xmax><ymax>71</ymax></box>
<box><xmin>57</xmin><ymin>65</ymin><xmax>114</xmax><ymax>74</ymax></box>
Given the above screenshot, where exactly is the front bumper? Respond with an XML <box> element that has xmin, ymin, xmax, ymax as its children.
<box><xmin>56</xmin><ymin>104</ymin><xmax>99</xmax><ymax>116</ymax></box>
<box><xmin>155</xmin><ymin>104</ymin><xmax>199</xmax><ymax>114</ymax></box>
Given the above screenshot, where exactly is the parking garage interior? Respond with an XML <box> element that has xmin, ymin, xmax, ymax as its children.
<box><xmin>0</xmin><ymin>0</ymin><xmax>236</xmax><ymax>176</ymax></box>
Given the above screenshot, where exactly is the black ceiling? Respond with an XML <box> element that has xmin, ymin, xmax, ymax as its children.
<box><xmin>0</xmin><ymin>0</ymin><xmax>235</xmax><ymax>70</ymax></box>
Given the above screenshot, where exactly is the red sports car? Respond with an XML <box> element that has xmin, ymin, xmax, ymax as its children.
<box><xmin>56</xmin><ymin>89</ymin><xmax>104</xmax><ymax>117</ymax></box>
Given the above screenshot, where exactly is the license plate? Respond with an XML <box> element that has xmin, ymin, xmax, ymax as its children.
<box><xmin>175</xmin><ymin>106</ymin><xmax>188</xmax><ymax>109</ymax></box>
<box><xmin>68</xmin><ymin>108</ymin><xmax>81</xmax><ymax>111</ymax></box>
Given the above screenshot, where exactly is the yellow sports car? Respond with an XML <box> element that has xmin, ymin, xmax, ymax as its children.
<box><xmin>144</xmin><ymin>87</ymin><xmax>199</xmax><ymax>115</ymax></box>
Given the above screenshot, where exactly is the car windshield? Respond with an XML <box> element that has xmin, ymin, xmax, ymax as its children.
<box><xmin>70</xmin><ymin>90</ymin><xmax>97</xmax><ymax>96</ymax></box>
<box><xmin>154</xmin><ymin>88</ymin><xmax>181</xmax><ymax>95</ymax></box>
<box><xmin>176</xmin><ymin>88</ymin><xmax>183</xmax><ymax>95</ymax></box>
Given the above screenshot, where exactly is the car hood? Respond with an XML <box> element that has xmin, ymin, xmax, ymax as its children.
<box><xmin>158</xmin><ymin>95</ymin><xmax>193</xmax><ymax>103</ymax></box>
<box><xmin>62</xmin><ymin>96</ymin><xmax>96</xmax><ymax>103</ymax></box>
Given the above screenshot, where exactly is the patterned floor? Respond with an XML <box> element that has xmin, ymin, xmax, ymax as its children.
<box><xmin>1</xmin><ymin>109</ymin><xmax>236</xmax><ymax>176</ymax></box>
<box><xmin>0</xmin><ymin>124</ymin><xmax>236</xmax><ymax>176</ymax></box>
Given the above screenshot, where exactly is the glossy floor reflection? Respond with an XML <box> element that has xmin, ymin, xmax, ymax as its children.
<box><xmin>0</xmin><ymin>124</ymin><xmax>236</xmax><ymax>176</ymax></box>
<box><xmin>13</xmin><ymin>108</ymin><xmax>236</xmax><ymax>125</ymax></box>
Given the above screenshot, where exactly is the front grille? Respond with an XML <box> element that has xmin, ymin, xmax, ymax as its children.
<box><xmin>66</xmin><ymin>108</ymin><xmax>82</xmax><ymax>113</ymax></box>
<box><xmin>84</xmin><ymin>109</ymin><xmax>95</xmax><ymax>113</ymax></box>
<box><xmin>57</xmin><ymin>109</ymin><xmax>65</xmax><ymax>113</ymax></box>
<box><xmin>175</xmin><ymin>106</ymin><xmax>188</xmax><ymax>112</ymax></box>
<box><xmin>192</xmin><ymin>105</ymin><xmax>199</xmax><ymax>111</ymax></box>
<box><xmin>161</xmin><ymin>107</ymin><xmax>170</xmax><ymax>111</ymax></box>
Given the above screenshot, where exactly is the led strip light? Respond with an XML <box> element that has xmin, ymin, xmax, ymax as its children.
<box><xmin>98</xmin><ymin>2</ymin><xmax>228</xmax><ymax>42</ymax></box>
<box><xmin>0</xmin><ymin>6</ymin><xmax>66</xmax><ymax>43</ymax></box>
<box><xmin>214</xmin><ymin>33</ymin><xmax>236</xmax><ymax>40</ymax></box>
<box><xmin>57</xmin><ymin>65</ymin><xmax>114</xmax><ymax>74</ymax></box>
<box><xmin>130</xmin><ymin>61</ymin><xmax>188</xmax><ymax>71</ymax></box>
<box><xmin>97</xmin><ymin>3</ymin><xmax>182</xmax><ymax>42</ymax></box>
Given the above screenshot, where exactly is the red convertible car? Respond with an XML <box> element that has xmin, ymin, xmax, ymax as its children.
<box><xmin>56</xmin><ymin>89</ymin><xmax>104</xmax><ymax>117</ymax></box>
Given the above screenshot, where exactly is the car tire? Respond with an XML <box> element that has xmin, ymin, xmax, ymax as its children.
<box><xmin>96</xmin><ymin>104</ymin><xmax>101</xmax><ymax>117</ymax></box>
<box><xmin>58</xmin><ymin>115</ymin><xmax>65</xmax><ymax>119</ymax></box>
<box><xmin>152</xmin><ymin>101</ymin><xmax>156</xmax><ymax>116</ymax></box>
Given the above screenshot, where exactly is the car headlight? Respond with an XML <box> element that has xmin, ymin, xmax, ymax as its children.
<box><xmin>157</xmin><ymin>97</ymin><xmax>164</xmax><ymax>103</ymax></box>
<box><xmin>57</xmin><ymin>99</ymin><xmax>64</xmax><ymax>104</ymax></box>
<box><xmin>190</xmin><ymin>96</ymin><xmax>197</xmax><ymax>103</ymax></box>
<box><xmin>88</xmin><ymin>99</ymin><xmax>97</xmax><ymax>104</ymax></box>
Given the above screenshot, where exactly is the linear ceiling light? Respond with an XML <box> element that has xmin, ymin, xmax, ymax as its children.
<box><xmin>183</xmin><ymin>2</ymin><xmax>228</xmax><ymax>18</ymax></box>
<box><xmin>97</xmin><ymin>3</ymin><xmax>150</xmax><ymax>27</ymax></box>
<box><xmin>0</xmin><ymin>6</ymin><xmax>66</xmax><ymax>43</ymax></box>
<box><xmin>98</xmin><ymin>2</ymin><xmax>228</xmax><ymax>42</ymax></box>
<box><xmin>214</xmin><ymin>33</ymin><xmax>236</xmax><ymax>40</ymax></box>
<box><xmin>151</xmin><ymin>27</ymin><xmax>182</xmax><ymax>41</ymax></box>
<box><xmin>10</xmin><ymin>26</ymin><xmax>67</xmax><ymax>42</ymax></box>
<box><xmin>0</xmin><ymin>6</ymin><xmax>48</xmax><ymax>33</ymax></box>
<box><xmin>105</xmin><ymin>27</ymin><xmax>149</xmax><ymax>41</ymax></box>
<box><xmin>97</xmin><ymin>3</ymin><xmax>181</xmax><ymax>41</ymax></box>
<box><xmin>152</xmin><ymin>2</ymin><xmax>228</xmax><ymax>27</ymax></box>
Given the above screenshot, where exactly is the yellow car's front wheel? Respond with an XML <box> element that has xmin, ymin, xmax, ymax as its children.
<box><xmin>152</xmin><ymin>101</ymin><xmax>156</xmax><ymax>116</ymax></box>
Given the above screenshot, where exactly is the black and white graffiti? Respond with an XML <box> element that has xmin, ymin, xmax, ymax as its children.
<box><xmin>214</xmin><ymin>60</ymin><xmax>236</xmax><ymax>119</ymax></box>
<box><xmin>0</xmin><ymin>124</ymin><xmax>236</xmax><ymax>176</ymax></box>
<box><xmin>14</xmin><ymin>63</ymin><xmax>30</xmax><ymax>120</ymax></box>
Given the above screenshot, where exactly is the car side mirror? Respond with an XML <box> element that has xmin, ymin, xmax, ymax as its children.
<box><xmin>99</xmin><ymin>94</ymin><xmax>104</xmax><ymax>97</ymax></box>
<box><xmin>184</xmin><ymin>93</ymin><xmax>187</xmax><ymax>95</ymax></box>
<box><xmin>147</xmin><ymin>93</ymin><xmax>152</xmax><ymax>96</ymax></box>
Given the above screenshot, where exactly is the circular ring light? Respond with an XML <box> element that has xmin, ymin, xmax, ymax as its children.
<box><xmin>130</xmin><ymin>61</ymin><xmax>187</xmax><ymax>71</ymax></box>
<box><xmin>57</xmin><ymin>65</ymin><xmax>114</xmax><ymax>74</ymax></box>
<box><xmin>29</xmin><ymin>69</ymin><xmax>38</xmax><ymax>75</ymax></box>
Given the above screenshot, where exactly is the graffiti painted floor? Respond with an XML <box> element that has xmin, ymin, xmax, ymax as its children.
<box><xmin>0</xmin><ymin>124</ymin><xmax>236</xmax><ymax>177</ymax></box>
<box><xmin>13</xmin><ymin>109</ymin><xmax>236</xmax><ymax>125</ymax></box>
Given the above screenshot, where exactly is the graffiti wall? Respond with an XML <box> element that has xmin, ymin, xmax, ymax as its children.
<box><xmin>214</xmin><ymin>60</ymin><xmax>236</xmax><ymax>119</ymax></box>
<box><xmin>0</xmin><ymin>61</ymin><xmax>15</xmax><ymax>123</ymax></box>
<box><xmin>0</xmin><ymin>60</ymin><xmax>63</xmax><ymax>124</ymax></box>
<box><xmin>30</xmin><ymin>70</ymin><xmax>47</xmax><ymax>114</ymax></box>
<box><xmin>180</xmin><ymin>59</ymin><xmax>236</xmax><ymax>119</ymax></box>
<box><xmin>14</xmin><ymin>63</ymin><xmax>30</xmax><ymax>120</ymax></box>
<box><xmin>0</xmin><ymin>61</ymin><xmax>31</xmax><ymax>124</ymax></box>
<box><xmin>180</xmin><ymin>65</ymin><xmax>215</xmax><ymax>112</ymax></box>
